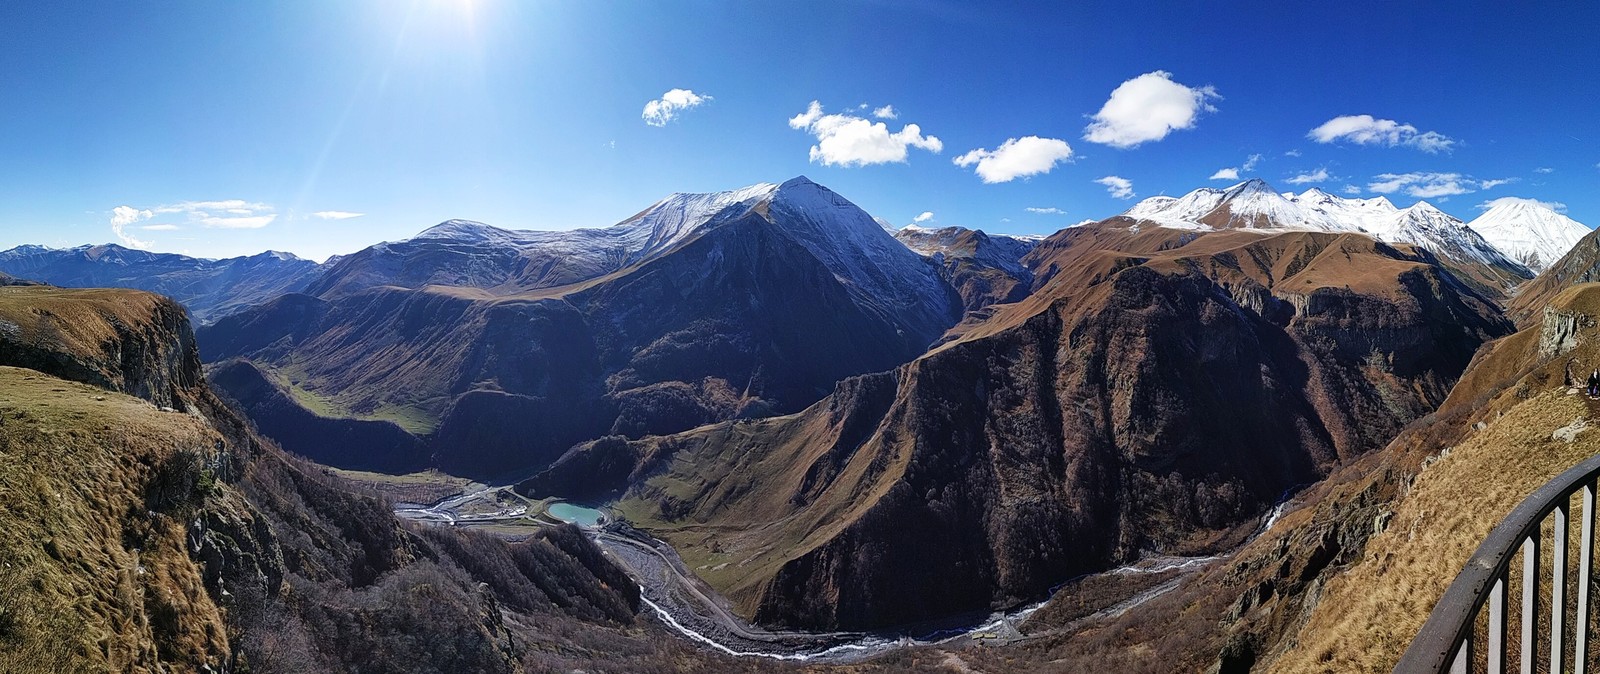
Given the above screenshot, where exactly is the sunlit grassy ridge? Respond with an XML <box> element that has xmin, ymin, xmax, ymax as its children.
<box><xmin>0</xmin><ymin>366</ymin><xmax>228</xmax><ymax>673</ymax></box>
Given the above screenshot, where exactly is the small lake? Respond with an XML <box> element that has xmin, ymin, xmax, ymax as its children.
<box><xmin>548</xmin><ymin>502</ymin><xmax>606</xmax><ymax>527</ymax></box>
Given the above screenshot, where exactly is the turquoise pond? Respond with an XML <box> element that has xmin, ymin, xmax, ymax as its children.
<box><xmin>547</xmin><ymin>503</ymin><xmax>606</xmax><ymax>527</ymax></box>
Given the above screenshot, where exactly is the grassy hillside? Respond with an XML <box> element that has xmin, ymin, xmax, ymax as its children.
<box><xmin>0</xmin><ymin>366</ymin><xmax>229</xmax><ymax>672</ymax></box>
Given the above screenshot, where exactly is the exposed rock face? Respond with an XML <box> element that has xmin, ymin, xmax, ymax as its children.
<box><xmin>0</xmin><ymin>245</ymin><xmax>322</xmax><ymax>323</ymax></box>
<box><xmin>527</xmin><ymin>222</ymin><xmax>1512</xmax><ymax>630</ymax></box>
<box><xmin>0</xmin><ymin>286</ymin><xmax>201</xmax><ymax>409</ymax></box>
<box><xmin>202</xmin><ymin>185</ymin><xmax>962</xmax><ymax>477</ymax></box>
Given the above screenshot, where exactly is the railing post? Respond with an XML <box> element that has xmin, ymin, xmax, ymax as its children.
<box><xmin>1524</xmin><ymin>534</ymin><xmax>1540</xmax><ymax>674</ymax></box>
<box><xmin>1452</xmin><ymin>635</ymin><xmax>1470</xmax><ymax>674</ymax></box>
<box><xmin>1491</xmin><ymin>573</ymin><xmax>1507</xmax><ymax>674</ymax></box>
<box><xmin>1578</xmin><ymin>481</ymin><xmax>1595</xmax><ymax>674</ymax></box>
<box><xmin>1554</xmin><ymin>502</ymin><xmax>1569</xmax><ymax>673</ymax></box>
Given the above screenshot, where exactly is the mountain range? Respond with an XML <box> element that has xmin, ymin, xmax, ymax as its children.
<box><xmin>0</xmin><ymin>245</ymin><xmax>323</xmax><ymax>323</ymax></box>
<box><xmin>197</xmin><ymin>177</ymin><xmax>962</xmax><ymax>477</ymax></box>
<box><xmin>3</xmin><ymin>175</ymin><xmax>1597</xmax><ymax>658</ymax></box>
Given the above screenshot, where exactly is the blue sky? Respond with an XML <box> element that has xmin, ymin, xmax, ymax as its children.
<box><xmin>2</xmin><ymin>1</ymin><xmax>1597</xmax><ymax>261</ymax></box>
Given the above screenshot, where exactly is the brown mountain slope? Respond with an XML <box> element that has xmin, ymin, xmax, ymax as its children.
<box><xmin>523</xmin><ymin>221</ymin><xmax>1511</xmax><ymax>631</ymax></box>
<box><xmin>968</xmin><ymin>285</ymin><xmax>1600</xmax><ymax>674</ymax></box>
<box><xmin>1509</xmin><ymin>224</ymin><xmax>1600</xmax><ymax>325</ymax></box>
<box><xmin>0</xmin><ymin>285</ymin><xmax>775</xmax><ymax>673</ymax></box>
<box><xmin>893</xmin><ymin>225</ymin><xmax>1037</xmax><ymax>314</ymax></box>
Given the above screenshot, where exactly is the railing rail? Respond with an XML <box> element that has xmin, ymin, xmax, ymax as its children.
<box><xmin>1396</xmin><ymin>452</ymin><xmax>1600</xmax><ymax>673</ymax></box>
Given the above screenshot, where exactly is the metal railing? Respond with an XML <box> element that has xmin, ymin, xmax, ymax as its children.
<box><xmin>1396</xmin><ymin>453</ymin><xmax>1600</xmax><ymax>673</ymax></box>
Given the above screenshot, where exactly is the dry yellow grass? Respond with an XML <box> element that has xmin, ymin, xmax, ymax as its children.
<box><xmin>0</xmin><ymin>366</ymin><xmax>229</xmax><ymax>673</ymax></box>
<box><xmin>1269</xmin><ymin>389</ymin><xmax>1597</xmax><ymax>673</ymax></box>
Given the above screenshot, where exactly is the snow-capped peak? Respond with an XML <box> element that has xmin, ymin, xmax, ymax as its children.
<box><xmin>1382</xmin><ymin>201</ymin><xmax>1527</xmax><ymax>273</ymax></box>
<box><xmin>1467</xmin><ymin>197</ymin><xmax>1592</xmax><ymax>272</ymax></box>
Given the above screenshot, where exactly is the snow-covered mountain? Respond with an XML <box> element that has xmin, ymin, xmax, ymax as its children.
<box><xmin>1120</xmin><ymin>180</ymin><xmax>1569</xmax><ymax>280</ymax></box>
<box><xmin>1384</xmin><ymin>201</ymin><xmax>1527</xmax><ymax>273</ymax></box>
<box><xmin>311</xmin><ymin>177</ymin><xmax>957</xmax><ymax>334</ymax></box>
<box><xmin>1287</xmin><ymin>188</ymin><xmax>1399</xmax><ymax>237</ymax></box>
<box><xmin>1124</xmin><ymin>179</ymin><xmax>1351</xmax><ymax>232</ymax></box>
<box><xmin>1466</xmin><ymin>198</ymin><xmax>1592</xmax><ymax>272</ymax></box>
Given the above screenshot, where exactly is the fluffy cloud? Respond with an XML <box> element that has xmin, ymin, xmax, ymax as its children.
<box><xmin>1026</xmin><ymin>207</ymin><xmax>1067</xmax><ymax>215</ymax></box>
<box><xmin>1209</xmin><ymin>167</ymin><xmax>1240</xmax><ymax>181</ymax></box>
<box><xmin>872</xmin><ymin>105</ymin><xmax>897</xmax><ymax>120</ymax></box>
<box><xmin>1342</xmin><ymin>184</ymin><xmax>1362</xmax><ymax>195</ymax></box>
<box><xmin>313</xmin><ymin>211</ymin><xmax>365</xmax><ymax>220</ymax></box>
<box><xmin>1082</xmin><ymin>71</ymin><xmax>1219</xmax><ymax>148</ymax></box>
<box><xmin>642</xmin><ymin>88</ymin><xmax>711</xmax><ymax>127</ymax></box>
<box><xmin>1365</xmin><ymin>172</ymin><xmax>1513</xmax><ymax>199</ymax></box>
<box><xmin>110</xmin><ymin>206</ymin><xmax>154</xmax><ymax>249</ymax></box>
<box><xmin>1285</xmin><ymin>149</ymin><xmax>1302</xmax><ymax>157</ymax></box>
<box><xmin>1307</xmin><ymin>115</ymin><xmax>1456</xmax><ymax>153</ymax></box>
<box><xmin>1095</xmin><ymin>175</ymin><xmax>1135</xmax><ymax>199</ymax></box>
<box><xmin>1477</xmin><ymin>196</ymin><xmax>1567</xmax><ymax>213</ymax></box>
<box><xmin>112</xmin><ymin>199</ymin><xmax>279</xmax><ymax>238</ymax></box>
<box><xmin>1285</xmin><ymin>168</ymin><xmax>1332</xmax><ymax>185</ymax></box>
<box><xmin>913</xmin><ymin>211</ymin><xmax>934</xmax><ymax>223</ymax></box>
<box><xmin>788</xmin><ymin>101</ymin><xmax>942</xmax><ymax>166</ymax></box>
<box><xmin>953</xmin><ymin>136</ymin><xmax>1073</xmax><ymax>183</ymax></box>
<box><xmin>1242</xmin><ymin>153</ymin><xmax>1263</xmax><ymax>171</ymax></box>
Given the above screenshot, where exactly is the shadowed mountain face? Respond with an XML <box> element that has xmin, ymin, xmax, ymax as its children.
<box><xmin>524</xmin><ymin>221</ymin><xmax>1513</xmax><ymax>631</ymax></box>
<box><xmin>200</xmin><ymin>178</ymin><xmax>962</xmax><ymax>477</ymax></box>
<box><xmin>893</xmin><ymin>225</ymin><xmax>1038</xmax><ymax>315</ymax></box>
<box><xmin>0</xmin><ymin>244</ymin><xmax>322</xmax><ymax>323</ymax></box>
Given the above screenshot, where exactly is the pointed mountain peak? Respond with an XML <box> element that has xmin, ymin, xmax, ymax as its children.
<box><xmin>779</xmin><ymin>175</ymin><xmax>820</xmax><ymax>190</ymax></box>
<box><xmin>1225</xmin><ymin>178</ymin><xmax>1277</xmax><ymax>196</ymax></box>
<box><xmin>1405</xmin><ymin>200</ymin><xmax>1450</xmax><ymax>216</ymax></box>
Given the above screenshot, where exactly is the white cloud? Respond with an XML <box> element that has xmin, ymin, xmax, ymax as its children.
<box><xmin>788</xmin><ymin>101</ymin><xmax>942</xmax><ymax>167</ymax></box>
<box><xmin>953</xmin><ymin>136</ymin><xmax>1073</xmax><ymax>183</ymax></box>
<box><xmin>113</xmin><ymin>199</ymin><xmax>279</xmax><ymax>236</ymax></box>
<box><xmin>1209</xmin><ymin>167</ymin><xmax>1240</xmax><ymax>181</ymax></box>
<box><xmin>313</xmin><ymin>211</ymin><xmax>365</xmax><ymax>220</ymax></box>
<box><xmin>1477</xmin><ymin>196</ymin><xmax>1568</xmax><ymax>213</ymax></box>
<box><xmin>1535</xmin><ymin>167</ymin><xmax>1555</xmax><ymax>174</ymax></box>
<box><xmin>1342</xmin><ymin>184</ymin><xmax>1362</xmax><ymax>195</ymax></box>
<box><xmin>1095</xmin><ymin>175</ymin><xmax>1135</xmax><ymax>199</ymax></box>
<box><xmin>913</xmin><ymin>211</ymin><xmax>934</xmax><ymax>223</ymax></box>
<box><xmin>872</xmin><ymin>105</ymin><xmax>898</xmax><ymax>120</ymax></box>
<box><xmin>1082</xmin><ymin>71</ymin><xmax>1219</xmax><ymax>148</ymax></box>
<box><xmin>1284</xmin><ymin>149</ymin><xmax>1302</xmax><ymax>157</ymax></box>
<box><xmin>1242</xmin><ymin>153</ymin><xmax>1263</xmax><ymax>171</ymax></box>
<box><xmin>1026</xmin><ymin>207</ymin><xmax>1067</xmax><ymax>215</ymax></box>
<box><xmin>1307</xmin><ymin>115</ymin><xmax>1456</xmax><ymax>153</ymax></box>
<box><xmin>1366</xmin><ymin>172</ymin><xmax>1516</xmax><ymax>199</ymax></box>
<box><xmin>109</xmin><ymin>206</ymin><xmax>154</xmax><ymax>249</ymax></box>
<box><xmin>642</xmin><ymin>88</ymin><xmax>711</xmax><ymax>127</ymax></box>
<box><xmin>1285</xmin><ymin>168</ymin><xmax>1332</xmax><ymax>185</ymax></box>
